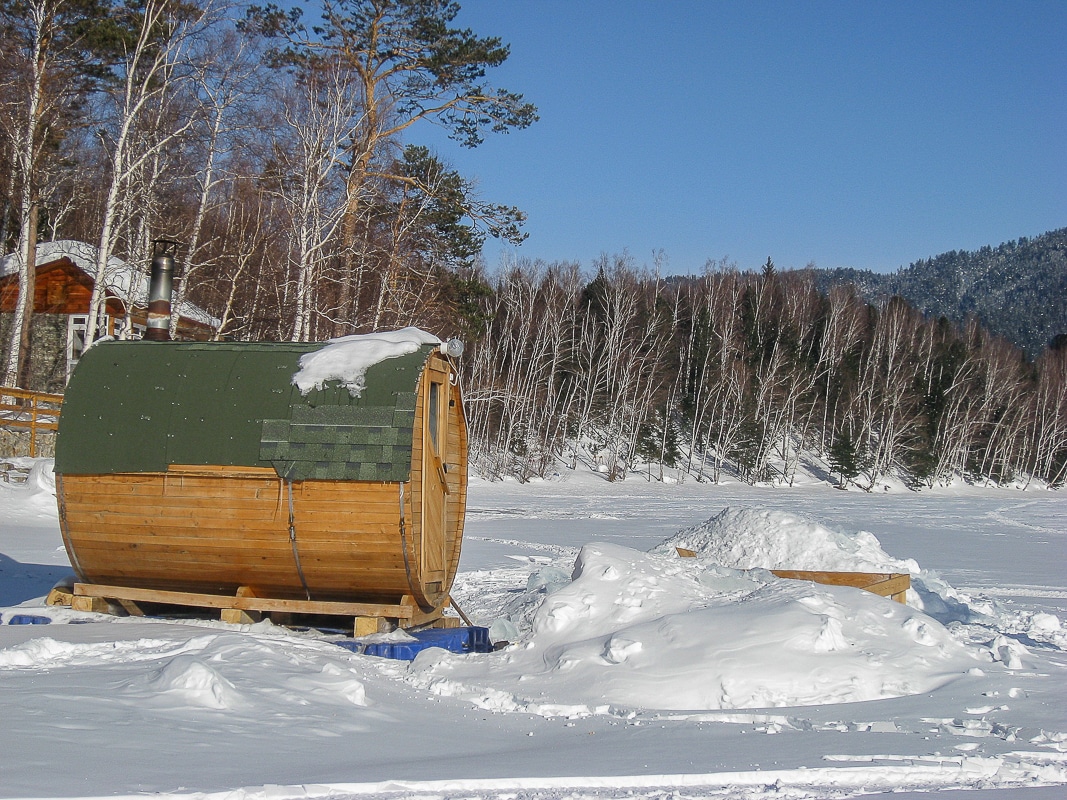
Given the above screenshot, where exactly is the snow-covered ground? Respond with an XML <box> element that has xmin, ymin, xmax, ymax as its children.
<box><xmin>1</xmin><ymin>460</ymin><xmax>1065</xmax><ymax>800</ymax></box>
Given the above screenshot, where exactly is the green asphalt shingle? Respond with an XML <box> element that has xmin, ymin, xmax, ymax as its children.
<box><xmin>55</xmin><ymin>339</ymin><xmax>436</xmax><ymax>482</ymax></box>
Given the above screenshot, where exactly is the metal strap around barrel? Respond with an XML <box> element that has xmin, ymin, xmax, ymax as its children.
<box><xmin>398</xmin><ymin>482</ymin><xmax>424</xmax><ymax>608</ymax></box>
<box><xmin>286</xmin><ymin>479</ymin><xmax>312</xmax><ymax>601</ymax></box>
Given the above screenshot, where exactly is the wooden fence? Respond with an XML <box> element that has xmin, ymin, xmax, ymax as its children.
<box><xmin>0</xmin><ymin>387</ymin><xmax>64</xmax><ymax>457</ymax></box>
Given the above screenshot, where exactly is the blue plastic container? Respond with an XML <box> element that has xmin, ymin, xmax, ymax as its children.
<box><xmin>5</xmin><ymin>615</ymin><xmax>52</xmax><ymax>625</ymax></box>
<box><xmin>336</xmin><ymin>626</ymin><xmax>491</xmax><ymax>660</ymax></box>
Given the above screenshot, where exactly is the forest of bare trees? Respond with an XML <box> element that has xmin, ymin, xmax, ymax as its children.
<box><xmin>1</xmin><ymin>0</ymin><xmax>1064</xmax><ymax>488</ymax></box>
<box><xmin>464</xmin><ymin>256</ymin><xmax>1067</xmax><ymax>488</ymax></box>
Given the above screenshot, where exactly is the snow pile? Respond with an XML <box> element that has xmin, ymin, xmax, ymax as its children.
<box><xmin>27</xmin><ymin>457</ymin><xmax>56</xmax><ymax>495</ymax></box>
<box><xmin>652</xmin><ymin>506</ymin><xmax>919</xmax><ymax>574</ymax></box>
<box><xmin>0</xmin><ymin>456</ymin><xmax>55</xmax><ymax>496</ymax></box>
<box><xmin>292</xmin><ymin>327</ymin><xmax>441</xmax><ymax>396</ymax></box>
<box><xmin>410</xmin><ymin>542</ymin><xmax>981</xmax><ymax>713</ymax></box>
<box><xmin>0</xmin><ymin>626</ymin><xmax>367</xmax><ymax>712</ymax></box>
<box><xmin>650</xmin><ymin>506</ymin><xmax>1016</xmax><ymax>627</ymax></box>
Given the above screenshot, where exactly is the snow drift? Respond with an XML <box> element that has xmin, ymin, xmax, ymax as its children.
<box><xmin>410</xmin><ymin>537</ymin><xmax>982</xmax><ymax>712</ymax></box>
<box><xmin>651</xmin><ymin>505</ymin><xmax>920</xmax><ymax>574</ymax></box>
<box><xmin>650</xmin><ymin>505</ymin><xmax>1024</xmax><ymax>628</ymax></box>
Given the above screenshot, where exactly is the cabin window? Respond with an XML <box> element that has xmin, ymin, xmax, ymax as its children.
<box><xmin>429</xmin><ymin>381</ymin><xmax>441</xmax><ymax>451</ymax></box>
<box><xmin>66</xmin><ymin>311</ymin><xmax>129</xmax><ymax>381</ymax></box>
<box><xmin>65</xmin><ymin>315</ymin><xmax>89</xmax><ymax>381</ymax></box>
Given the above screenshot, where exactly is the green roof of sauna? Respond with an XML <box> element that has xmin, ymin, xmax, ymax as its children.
<box><xmin>55</xmin><ymin>340</ymin><xmax>436</xmax><ymax>481</ymax></box>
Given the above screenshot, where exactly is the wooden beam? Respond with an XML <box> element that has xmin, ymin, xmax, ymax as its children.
<box><xmin>70</xmin><ymin>595</ymin><xmax>110</xmax><ymax>613</ymax></box>
<box><xmin>45</xmin><ymin>585</ymin><xmax>74</xmax><ymax>607</ymax></box>
<box><xmin>671</xmin><ymin>549</ymin><xmax>912</xmax><ymax>605</ymax></box>
<box><xmin>771</xmin><ymin>570</ymin><xmax>910</xmax><ymax>604</ymax></box>
<box><xmin>353</xmin><ymin>616</ymin><xmax>389</xmax><ymax>636</ymax></box>
<box><xmin>73</xmin><ymin>582</ymin><xmax>416</xmax><ymax>619</ymax></box>
<box><xmin>221</xmin><ymin>586</ymin><xmax>263</xmax><ymax>624</ymax></box>
<box><xmin>864</xmin><ymin>573</ymin><xmax>912</xmax><ymax>602</ymax></box>
<box><xmin>221</xmin><ymin>608</ymin><xmax>261</xmax><ymax>625</ymax></box>
<box><xmin>116</xmin><ymin>599</ymin><xmax>146</xmax><ymax>617</ymax></box>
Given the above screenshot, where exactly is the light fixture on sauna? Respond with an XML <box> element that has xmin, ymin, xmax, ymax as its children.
<box><xmin>441</xmin><ymin>338</ymin><xmax>464</xmax><ymax>358</ymax></box>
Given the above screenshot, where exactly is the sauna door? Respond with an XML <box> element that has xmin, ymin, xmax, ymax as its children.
<box><xmin>421</xmin><ymin>363</ymin><xmax>449</xmax><ymax>590</ymax></box>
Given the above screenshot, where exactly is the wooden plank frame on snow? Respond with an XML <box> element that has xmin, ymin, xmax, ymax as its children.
<box><xmin>674</xmin><ymin>547</ymin><xmax>910</xmax><ymax>604</ymax></box>
<box><xmin>62</xmin><ymin>582</ymin><xmax>452</xmax><ymax>632</ymax></box>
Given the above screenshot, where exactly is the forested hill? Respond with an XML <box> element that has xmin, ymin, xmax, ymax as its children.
<box><xmin>814</xmin><ymin>227</ymin><xmax>1067</xmax><ymax>357</ymax></box>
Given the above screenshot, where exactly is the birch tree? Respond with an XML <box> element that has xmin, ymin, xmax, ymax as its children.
<box><xmin>84</xmin><ymin>0</ymin><xmax>219</xmax><ymax>343</ymax></box>
<box><xmin>265</xmin><ymin>63</ymin><xmax>358</xmax><ymax>341</ymax></box>
<box><xmin>0</xmin><ymin>0</ymin><xmax>117</xmax><ymax>385</ymax></box>
<box><xmin>1028</xmin><ymin>346</ymin><xmax>1067</xmax><ymax>486</ymax></box>
<box><xmin>246</xmin><ymin>0</ymin><xmax>536</xmax><ymax>333</ymax></box>
<box><xmin>169</xmin><ymin>26</ymin><xmax>266</xmax><ymax>337</ymax></box>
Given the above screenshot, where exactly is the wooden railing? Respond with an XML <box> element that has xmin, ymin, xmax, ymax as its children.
<box><xmin>0</xmin><ymin>387</ymin><xmax>64</xmax><ymax>458</ymax></box>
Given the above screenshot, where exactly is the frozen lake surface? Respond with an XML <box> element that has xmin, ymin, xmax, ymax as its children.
<box><xmin>1</xmin><ymin>464</ymin><xmax>1064</xmax><ymax>799</ymax></box>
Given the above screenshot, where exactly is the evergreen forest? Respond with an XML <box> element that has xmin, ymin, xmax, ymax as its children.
<box><xmin>815</xmin><ymin>227</ymin><xmax>1067</xmax><ymax>358</ymax></box>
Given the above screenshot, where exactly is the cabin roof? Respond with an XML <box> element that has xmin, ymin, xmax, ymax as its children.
<box><xmin>55</xmin><ymin>340</ymin><xmax>440</xmax><ymax>481</ymax></box>
<box><xmin>0</xmin><ymin>240</ymin><xmax>219</xmax><ymax>329</ymax></box>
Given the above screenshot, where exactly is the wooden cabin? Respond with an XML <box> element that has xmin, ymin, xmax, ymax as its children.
<box><xmin>0</xmin><ymin>240</ymin><xmax>216</xmax><ymax>389</ymax></box>
<box><xmin>53</xmin><ymin>335</ymin><xmax>467</xmax><ymax>629</ymax></box>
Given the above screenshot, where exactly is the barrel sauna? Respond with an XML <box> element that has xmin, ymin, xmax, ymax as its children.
<box><xmin>54</xmin><ymin>334</ymin><xmax>467</xmax><ymax>618</ymax></box>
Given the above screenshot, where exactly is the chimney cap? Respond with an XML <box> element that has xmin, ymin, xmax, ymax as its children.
<box><xmin>151</xmin><ymin>238</ymin><xmax>182</xmax><ymax>257</ymax></box>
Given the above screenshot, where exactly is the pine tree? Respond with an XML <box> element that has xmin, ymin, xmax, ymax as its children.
<box><xmin>828</xmin><ymin>429</ymin><xmax>861</xmax><ymax>488</ymax></box>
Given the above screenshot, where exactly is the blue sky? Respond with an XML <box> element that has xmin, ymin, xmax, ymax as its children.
<box><xmin>412</xmin><ymin>0</ymin><xmax>1067</xmax><ymax>275</ymax></box>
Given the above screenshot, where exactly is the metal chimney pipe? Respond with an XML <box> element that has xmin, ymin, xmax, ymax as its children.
<box><xmin>144</xmin><ymin>239</ymin><xmax>179</xmax><ymax>341</ymax></box>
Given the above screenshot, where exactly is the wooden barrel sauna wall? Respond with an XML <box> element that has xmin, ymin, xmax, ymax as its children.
<box><xmin>54</xmin><ymin>338</ymin><xmax>467</xmax><ymax>615</ymax></box>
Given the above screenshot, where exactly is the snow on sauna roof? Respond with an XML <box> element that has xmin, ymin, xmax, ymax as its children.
<box><xmin>293</xmin><ymin>327</ymin><xmax>442</xmax><ymax>397</ymax></box>
<box><xmin>0</xmin><ymin>239</ymin><xmax>218</xmax><ymax>327</ymax></box>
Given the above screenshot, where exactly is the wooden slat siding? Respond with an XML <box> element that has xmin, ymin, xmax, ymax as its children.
<box><xmin>69</xmin><ymin>480</ymin><xmax>280</xmax><ymax>500</ymax></box>
<box><xmin>64</xmin><ymin>491</ymin><xmax>402</xmax><ymax>521</ymax></box>
<box><xmin>291</xmin><ymin>479</ymin><xmax>408</xmax><ymax>597</ymax></box>
<box><xmin>408</xmin><ymin>361</ymin><xmax>430</xmax><ymax>607</ymax></box>
<box><xmin>70</xmin><ymin>566</ymin><xmax>406</xmax><ymax>603</ymax></box>
<box><xmin>166</xmin><ymin>464</ymin><xmax>276</xmax><ymax>475</ymax></box>
<box><xmin>61</xmin><ymin>471</ymin><xmax>415</xmax><ymax>602</ymax></box>
<box><xmin>410</xmin><ymin>373</ymin><xmax>426</xmax><ymax>556</ymax></box>
<box><xmin>73</xmin><ymin>583</ymin><xmax>416</xmax><ymax>619</ymax></box>
<box><xmin>61</xmin><ymin>514</ymin><xmax>403</xmax><ymax>533</ymax></box>
<box><xmin>443</xmin><ymin>357</ymin><xmax>465</xmax><ymax>586</ymax></box>
<box><xmin>67</xmin><ymin>558</ymin><xmax>407</xmax><ymax>576</ymax></box>
<box><xmin>59</xmin><ymin>521</ymin><xmax>306</xmax><ymax>543</ymax></box>
<box><xmin>70</xmin><ymin>565</ymin><xmax>411</xmax><ymax>590</ymax></box>
<box><xmin>66</xmin><ymin>537</ymin><xmax>408</xmax><ymax>560</ymax></box>
<box><xmin>436</xmin><ymin>354</ymin><xmax>466</xmax><ymax>599</ymax></box>
<box><xmin>70</xmin><ymin>564</ymin><xmax>412</xmax><ymax>587</ymax></box>
<box><xmin>63</xmin><ymin>502</ymin><xmax>284</xmax><ymax>520</ymax></box>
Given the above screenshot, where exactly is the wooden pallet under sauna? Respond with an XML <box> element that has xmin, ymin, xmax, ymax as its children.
<box><xmin>52</xmin><ymin>337</ymin><xmax>468</xmax><ymax>634</ymax></box>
